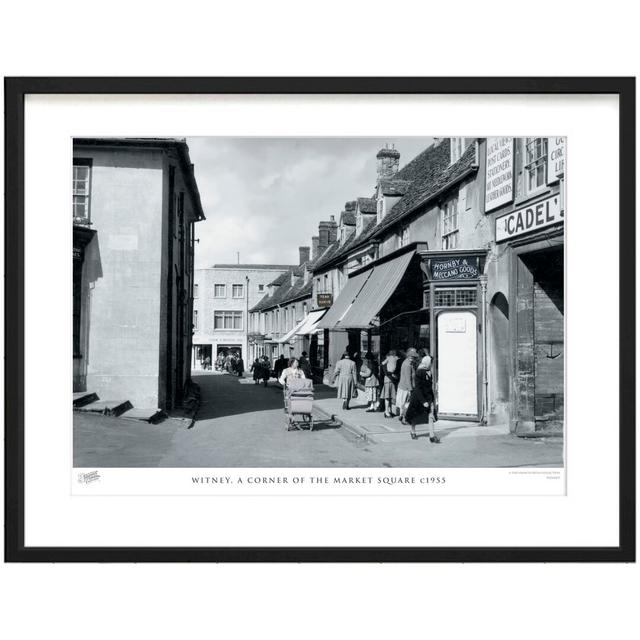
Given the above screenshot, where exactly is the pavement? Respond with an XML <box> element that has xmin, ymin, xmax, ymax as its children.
<box><xmin>73</xmin><ymin>371</ymin><xmax>564</xmax><ymax>468</ymax></box>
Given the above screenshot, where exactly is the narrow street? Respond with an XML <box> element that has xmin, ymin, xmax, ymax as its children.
<box><xmin>74</xmin><ymin>371</ymin><xmax>563</xmax><ymax>468</ymax></box>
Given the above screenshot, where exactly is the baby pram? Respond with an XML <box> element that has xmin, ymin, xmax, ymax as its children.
<box><xmin>284</xmin><ymin>377</ymin><xmax>314</xmax><ymax>431</ymax></box>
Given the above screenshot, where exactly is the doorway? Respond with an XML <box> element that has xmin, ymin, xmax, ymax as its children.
<box><xmin>437</xmin><ymin>310</ymin><xmax>478</xmax><ymax>416</ymax></box>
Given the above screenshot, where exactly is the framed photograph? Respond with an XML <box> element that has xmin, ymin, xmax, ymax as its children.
<box><xmin>4</xmin><ymin>77</ymin><xmax>635</xmax><ymax>562</ymax></box>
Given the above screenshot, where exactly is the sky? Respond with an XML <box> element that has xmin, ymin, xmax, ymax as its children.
<box><xmin>187</xmin><ymin>137</ymin><xmax>434</xmax><ymax>269</ymax></box>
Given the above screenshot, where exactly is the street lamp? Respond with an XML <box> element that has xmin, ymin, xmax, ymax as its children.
<box><xmin>479</xmin><ymin>274</ymin><xmax>488</xmax><ymax>425</ymax></box>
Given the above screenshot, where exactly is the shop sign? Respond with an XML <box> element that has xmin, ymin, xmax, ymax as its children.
<box><xmin>429</xmin><ymin>256</ymin><xmax>480</xmax><ymax>281</ymax></box>
<box><xmin>485</xmin><ymin>137</ymin><xmax>514</xmax><ymax>212</ymax></box>
<box><xmin>547</xmin><ymin>137</ymin><xmax>565</xmax><ymax>184</ymax></box>
<box><xmin>73</xmin><ymin>246</ymin><xmax>83</xmax><ymax>261</ymax></box>
<box><xmin>316</xmin><ymin>293</ymin><xmax>333</xmax><ymax>308</ymax></box>
<box><xmin>495</xmin><ymin>194</ymin><xmax>563</xmax><ymax>242</ymax></box>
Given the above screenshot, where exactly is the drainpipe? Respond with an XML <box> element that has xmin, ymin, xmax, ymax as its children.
<box><xmin>479</xmin><ymin>274</ymin><xmax>488</xmax><ymax>425</ymax></box>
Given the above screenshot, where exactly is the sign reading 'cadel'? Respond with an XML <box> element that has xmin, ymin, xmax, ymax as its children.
<box><xmin>495</xmin><ymin>194</ymin><xmax>563</xmax><ymax>242</ymax></box>
<box><xmin>428</xmin><ymin>256</ymin><xmax>480</xmax><ymax>281</ymax></box>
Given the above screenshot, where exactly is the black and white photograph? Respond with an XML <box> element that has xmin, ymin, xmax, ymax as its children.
<box><xmin>72</xmin><ymin>135</ymin><xmax>565</xmax><ymax>472</ymax></box>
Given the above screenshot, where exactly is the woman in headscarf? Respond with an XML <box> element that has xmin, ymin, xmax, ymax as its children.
<box><xmin>278</xmin><ymin>357</ymin><xmax>306</xmax><ymax>387</ymax></box>
<box><xmin>380</xmin><ymin>350</ymin><xmax>399</xmax><ymax>418</ymax></box>
<box><xmin>331</xmin><ymin>352</ymin><xmax>358</xmax><ymax>410</ymax></box>
<box><xmin>405</xmin><ymin>354</ymin><xmax>440</xmax><ymax>442</ymax></box>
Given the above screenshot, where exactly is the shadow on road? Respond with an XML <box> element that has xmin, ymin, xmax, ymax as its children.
<box><xmin>193</xmin><ymin>372</ymin><xmax>337</xmax><ymax>422</ymax></box>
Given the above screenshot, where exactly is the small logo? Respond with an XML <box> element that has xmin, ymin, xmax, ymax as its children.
<box><xmin>78</xmin><ymin>470</ymin><xmax>101</xmax><ymax>484</ymax></box>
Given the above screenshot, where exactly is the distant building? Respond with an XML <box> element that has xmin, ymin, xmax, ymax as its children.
<box><xmin>192</xmin><ymin>263</ymin><xmax>296</xmax><ymax>368</ymax></box>
<box><xmin>73</xmin><ymin>137</ymin><xmax>205</xmax><ymax>409</ymax></box>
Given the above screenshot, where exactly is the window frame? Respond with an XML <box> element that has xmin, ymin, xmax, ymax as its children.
<box><xmin>213</xmin><ymin>284</ymin><xmax>227</xmax><ymax>298</ymax></box>
<box><xmin>72</xmin><ymin>159</ymin><xmax>92</xmax><ymax>224</ymax></box>
<box><xmin>232</xmin><ymin>283</ymin><xmax>244</xmax><ymax>299</ymax></box>
<box><xmin>213</xmin><ymin>310</ymin><xmax>243</xmax><ymax>331</ymax></box>
<box><xmin>523</xmin><ymin>137</ymin><xmax>549</xmax><ymax>197</ymax></box>
<box><xmin>441</xmin><ymin>196</ymin><xmax>460</xmax><ymax>250</ymax></box>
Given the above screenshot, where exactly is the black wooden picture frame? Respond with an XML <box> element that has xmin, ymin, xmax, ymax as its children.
<box><xmin>4</xmin><ymin>77</ymin><xmax>635</xmax><ymax>562</ymax></box>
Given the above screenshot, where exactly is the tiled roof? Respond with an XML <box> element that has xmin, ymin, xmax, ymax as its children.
<box><xmin>379</xmin><ymin>178</ymin><xmax>412</xmax><ymax>196</ymax></box>
<box><xmin>357</xmin><ymin>197</ymin><xmax>377</xmax><ymax>214</ymax></box>
<box><xmin>211</xmin><ymin>263</ymin><xmax>296</xmax><ymax>270</ymax></box>
<box><xmin>344</xmin><ymin>200</ymin><xmax>357</xmax><ymax>211</ymax></box>
<box><xmin>311</xmin><ymin>139</ymin><xmax>478</xmax><ymax>273</ymax></box>
<box><xmin>250</xmin><ymin>264</ymin><xmax>313</xmax><ymax>312</ymax></box>
<box><xmin>340</xmin><ymin>210</ymin><xmax>356</xmax><ymax>226</ymax></box>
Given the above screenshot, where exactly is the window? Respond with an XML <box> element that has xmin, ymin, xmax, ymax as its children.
<box><xmin>213</xmin><ymin>310</ymin><xmax>243</xmax><ymax>330</ymax></box>
<box><xmin>303</xmin><ymin>302</ymin><xmax>308</xmax><ymax>317</ymax></box>
<box><xmin>433</xmin><ymin>287</ymin><xmax>478</xmax><ymax>308</ymax></box>
<box><xmin>72</xmin><ymin>162</ymin><xmax>91</xmax><ymax>222</ymax></box>
<box><xmin>258</xmin><ymin>284</ymin><xmax>264</xmax><ymax>292</ymax></box>
<box><xmin>232</xmin><ymin>284</ymin><xmax>244</xmax><ymax>298</ymax></box>
<box><xmin>441</xmin><ymin>197</ymin><xmax>460</xmax><ymax>250</ymax></box>
<box><xmin>194</xmin><ymin>284</ymin><xmax>199</xmax><ymax>299</ymax></box>
<box><xmin>214</xmin><ymin>284</ymin><xmax>226</xmax><ymax>298</ymax></box>
<box><xmin>323</xmin><ymin>274</ymin><xmax>328</xmax><ymax>292</ymax></box>
<box><xmin>398</xmin><ymin>225</ymin><xmax>410</xmax><ymax>248</ymax></box>
<box><xmin>524</xmin><ymin>137</ymin><xmax>548</xmax><ymax>194</ymax></box>
<box><xmin>193</xmin><ymin>310</ymin><xmax>198</xmax><ymax>330</ymax></box>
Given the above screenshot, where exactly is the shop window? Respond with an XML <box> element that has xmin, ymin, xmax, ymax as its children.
<box><xmin>524</xmin><ymin>138</ymin><xmax>548</xmax><ymax>195</ymax></box>
<box><xmin>214</xmin><ymin>310</ymin><xmax>243</xmax><ymax>330</ymax></box>
<box><xmin>441</xmin><ymin>197</ymin><xmax>459</xmax><ymax>250</ymax></box>
<box><xmin>232</xmin><ymin>284</ymin><xmax>244</xmax><ymax>298</ymax></box>
<box><xmin>214</xmin><ymin>284</ymin><xmax>226</xmax><ymax>298</ymax></box>
<box><xmin>433</xmin><ymin>287</ymin><xmax>478</xmax><ymax>307</ymax></box>
<box><xmin>72</xmin><ymin>161</ymin><xmax>92</xmax><ymax>224</ymax></box>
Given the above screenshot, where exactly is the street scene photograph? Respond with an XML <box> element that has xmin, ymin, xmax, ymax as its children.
<box><xmin>72</xmin><ymin>135</ymin><xmax>565</xmax><ymax>468</ymax></box>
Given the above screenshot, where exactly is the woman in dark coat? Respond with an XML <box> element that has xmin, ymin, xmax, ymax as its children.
<box><xmin>405</xmin><ymin>355</ymin><xmax>440</xmax><ymax>443</ymax></box>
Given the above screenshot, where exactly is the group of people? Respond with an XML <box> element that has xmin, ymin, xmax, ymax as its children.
<box><xmin>216</xmin><ymin>352</ymin><xmax>245</xmax><ymax>377</ymax></box>
<box><xmin>330</xmin><ymin>348</ymin><xmax>440</xmax><ymax>443</ymax></box>
<box><xmin>250</xmin><ymin>351</ymin><xmax>314</xmax><ymax>387</ymax></box>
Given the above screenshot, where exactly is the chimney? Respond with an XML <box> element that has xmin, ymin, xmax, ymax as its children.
<box><xmin>328</xmin><ymin>214</ymin><xmax>338</xmax><ymax>243</ymax></box>
<box><xmin>318</xmin><ymin>221</ymin><xmax>331</xmax><ymax>252</ymax></box>
<box><xmin>376</xmin><ymin>145</ymin><xmax>401</xmax><ymax>181</ymax></box>
<box><xmin>311</xmin><ymin>236</ymin><xmax>320</xmax><ymax>260</ymax></box>
<box><xmin>299</xmin><ymin>246</ymin><xmax>310</xmax><ymax>265</ymax></box>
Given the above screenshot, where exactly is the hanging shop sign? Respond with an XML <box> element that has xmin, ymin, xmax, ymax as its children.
<box><xmin>547</xmin><ymin>137</ymin><xmax>565</xmax><ymax>184</ymax></box>
<box><xmin>428</xmin><ymin>256</ymin><xmax>480</xmax><ymax>281</ymax></box>
<box><xmin>485</xmin><ymin>137</ymin><xmax>514</xmax><ymax>212</ymax></box>
<box><xmin>316</xmin><ymin>293</ymin><xmax>333</xmax><ymax>308</ymax></box>
<box><xmin>495</xmin><ymin>194</ymin><xmax>563</xmax><ymax>242</ymax></box>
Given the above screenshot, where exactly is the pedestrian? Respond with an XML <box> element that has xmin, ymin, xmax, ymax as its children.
<box><xmin>396</xmin><ymin>347</ymin><xmax>418</xmax><ymax>425</ymax></box>
<box><xmin>260</xmin><ymin>356</ymin><xmax>270</xmax><ymax>386</ymax></box>
<box><xmin>250</xmin><ymin>358</ymin><xmax>261</xmax><ymax>384</ymax></box>
<box><xmin>274</xmin><ymin>354</ymin><xmax>287</xmax><ymax>380</ymax></box>
<box><xmin>203</xmin><ymin>355</ymin><xmax>211</xmax><ymax>371</ymax></box>
<box><xmin>236</xmin><ymin>355</ymin><xmax>245</xmax><ymax>378</ymax></box>
<box><xmin>360</xmin><ymin>352</ymin><xmax>380</xmax><ymax>412</ymax></box>
<box><xmin>298</xmin><ymin>351</ymin><xmax>312</xmax><ymax>379</ymax></box>
<box><xmin>405</xmin><ymin>355</ymin><xmax>440</xmax><ymax>443</ymax></box>
<box><xmin>380</xmin><ymin>350</ymin><xmax>400</xmax><ymax>418</ymax></box>
<box><xmin>278</xmin><ymin>357</ymin><xmax>306</xmax><ymax>387</ymax></box>
<box><xmin>331</xmin><ymin>352</ymin><xmax>358</xmax><ymax>410</ymax></box>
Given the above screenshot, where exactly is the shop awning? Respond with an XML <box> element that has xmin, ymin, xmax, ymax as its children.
<box><xmin>277</xmin><ymin>308</ymin><xmax>329</xmax><ymax>343</ymax></box>
<box><xmin>315</xmin><ymin>269</ymin><xmax>373</xmax><ymax>330</ymax></box>
<box><xmin>337</xmin><ymin>251</ymin><xmax>415</xmax><ymax>329</ymax></box>
<box><xmin>295</xmin><ymin>308</ymin><xmax>328</xmax><ymax>336</ymax></box>
<box><xmin>277</xmin><ymin>317</ymin><xmax>307</xmax><ymax>344</ymax></box>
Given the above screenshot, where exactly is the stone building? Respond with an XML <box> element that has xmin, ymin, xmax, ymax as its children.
<box><xmin>72</xmin><ymin>137</ymin><xmax>205</xmax><ymax>410</ymax></box>
<box><xmin>192</xmin><ymin>263</ymin><xmax>296</xmax><ymax>369</ymax></box>
<box><xmin>312</xmin><ymin>138</ymin><xmax>565</xmax><ymax>435</ymax></box>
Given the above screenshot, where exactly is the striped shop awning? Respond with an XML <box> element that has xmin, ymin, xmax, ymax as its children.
<box><xmin>315</xmin><ymin>269</ymin><xmax>372</xmax><ymax>330</ymax></box>
<box><xmin>337</xmin><ymin>251</ymin><xmax>415</xmax><ymax>329</ymax></box>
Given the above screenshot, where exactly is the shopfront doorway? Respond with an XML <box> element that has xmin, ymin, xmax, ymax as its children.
<box><xmin>513</xmin><ymin>244</ymin><xmax>564</xmax><ymax>433</ymax></box>
<box><xmin>437</xmin><ymin>310</ymin><xmax>478</xmax><ymax>416</ymax></box>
